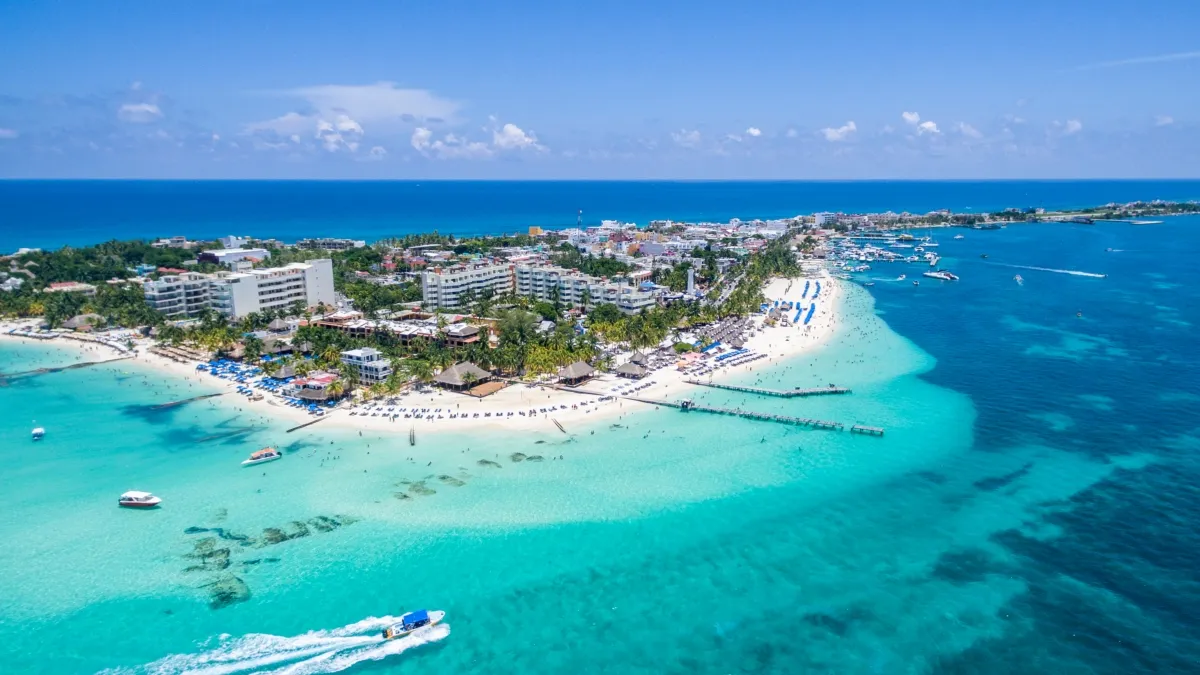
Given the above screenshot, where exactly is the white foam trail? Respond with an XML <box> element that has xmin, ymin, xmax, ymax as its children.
<box><xmin>987</xmin><ymin>262</ymin><xmax>1107</xmax><ymax>278</ymax></box>
<box><xmin>107</xmin><ymin>615</ymin><xmax>447</xmax><ymax>675</ymax></box>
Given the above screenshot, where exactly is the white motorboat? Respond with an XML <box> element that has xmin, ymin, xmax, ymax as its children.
<box><xmin>119</xmin><ymin>491</ymin><xmax>162</xmax><ymax>509</ymax></box>
<box><xmin>897</xmin><ymin>274</ymin><xmax>906</xmax><ymax>281</ymax></box>
<box><xmin>382</xmin><ymin>610</ymin><xmax>446</xmax><ymax>640</ymax></box>
<box><xmin>923</xmin><ymin>270</ymin><xmax>960</xmax><ymax>281</ymax></box>
<box><xmin>953</xmin><ymin>234</ymin><xmax>965</xmax><ymax>240</ymax></box>
<box><xmin>242</xmin><ymin>447</ymin><xmax>282</xmax><ymax>466</ymax></box>
<box><xmin>32</xmin><ymin>427</ymin><xmax>45</xmax><ymax>440</ymax></box>
<box><xmin>1014</xmin><ymin>275</ymin><xmax>1024</xmax><ymax>286</ymax></box>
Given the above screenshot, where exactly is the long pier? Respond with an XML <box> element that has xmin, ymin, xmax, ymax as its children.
<box><xmin>286</xmin><ymin>417</ymin><xmax>327</xmax><ymax>433</ymax></box>
<box><xmin>622</xmin><ymin>395</ymin><xmax>880</xmax><ymax>435</ymax></box>
<box><xmin>684</xmin><ymin>380</ymin><xmax>851</xmax><ymax>398</ymax></box>
<box><xmin>151</xmin><ymin>392</ymin><xmax>225</xmax><ymax>410</ymax></box>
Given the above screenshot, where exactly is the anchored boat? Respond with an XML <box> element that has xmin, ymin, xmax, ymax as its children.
<box><xmin>382</xmin><ymin>610</ymin><xmax>446</xmax><ymax>640</ymax></box>
<box><xmin>242</xmin><ymin>447</ymin><xmax>282</xmax><ymax>466</ymax></box>
<box><xmin>32</xmin><ymin>427</ymin><xmax>45</xmax><ymax>440</ymax></box>
<box><xmin>119</xmin><ymin>491</ymin><xmax>162</xmax><ymax>509</ymax></box>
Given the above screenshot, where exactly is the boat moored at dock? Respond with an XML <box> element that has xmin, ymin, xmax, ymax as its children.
<box><xmin>383</xmin><ymin>610</ymin><xmax>445</xmax><ymax>640</ymax></box>
<box><xmin>118</xmin><ymin>491</ymin><xmax>162</xmax><ymax>509</ymax></box>
<box><xmin>242</xmin><ymin>447</ymin><xmax>282</xmax><ymax>466</ymax></box>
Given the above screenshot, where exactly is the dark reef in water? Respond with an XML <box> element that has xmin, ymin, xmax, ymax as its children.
<box><xmin>973</xmin><ymin>462</ymin><xmax>1033</xmax><ymax>491</ymax></box>
<box><xmin>182</xmin><ymin>513</ymin><xmax>356</xmax><ymax>609</ymax></box>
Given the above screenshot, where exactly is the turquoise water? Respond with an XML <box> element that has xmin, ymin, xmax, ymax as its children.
<box><xmin>2</xmin><ymin>218</ymin><xmax>1199</xmax><ymax>673</ymax></box>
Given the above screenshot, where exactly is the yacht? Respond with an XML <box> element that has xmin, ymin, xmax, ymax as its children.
<box><xmin>32</xmin><ymin>427</ymin><xmax>45</xmax><ymax>441</ymax></box>
<box><xmin>242</xmin><ymin>447</ymin><xmax>282</xmax><ymax>466</ymax></box>
<box><xmin>923</xmin><ymin>270</ymin><xmax>960</xmax><ymax>281</ymax></box>
<box><xmin>382</xmin><ymin>610</ymin><xmax>446</xmax><ymax>640</ymax></box>
<box><xmin>119</xmin><ymin>491</ymin><xmax>162</xmax><ymax>509</ymax></box>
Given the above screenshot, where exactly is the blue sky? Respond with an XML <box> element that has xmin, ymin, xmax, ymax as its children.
<box><xmin>0</xmin><ymin>0</ymin><xmax>1197</xmax><ymax>179</ymax></box>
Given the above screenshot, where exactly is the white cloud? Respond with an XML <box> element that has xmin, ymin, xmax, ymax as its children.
<box><xmin>1064</xmin><ymin>119</ymin><xmax>1083</xmax><ymax>135</ymax></box>
<box><xmin>289</xmin><ymin>134</ymin><xmax>301</xmax><ymax>144</ymax></box>
<box><xmin>411</xmin><ymin>127</ymin><xmax>493</xmax><ymax>159</ymax></box>
<box><xmin>956</xmin><ymin>122</ymin><xmax>983</xmax><ymax>139</ymax></box>
<box><xmin>1068</xmin><ymin>50</ymin><xmax>1200</xmax><ymax>72</ymax></box>
<box><xmin>1155</xmin><ymin>115</ymin><xmax>1174</xmax><ymax>127</ymax></box>
<box><xmin>315</xmin><ymin>114</ymin><xmax>364</xmax><ymax>152</ymax></box>
<box><xmin>745</xmin><ymin>127</ymin><xmax>762</xmax><ymax>137</ymax></box>
<box><xmin>358</xmin><ymin>145</ymin><xmax>388</xmax><ymax>162</ymax></box>
<box><xmin>0</xmin><ymin>128</ymin><xmax>17</xmax><ymax>140</ymax></box>
<box><xmin>130</xmin><ymin>81</ymin><xmax>143</xmax><ymax>91</ymax></box>
<box><xmin>819</xmin><ymin>121</ymin><xmax>857</xmax><ymax>142</ymax></box>
<box><xmin>671</xmin><ymin>129</ymin><xmax>701</xmax><ymax>148</ymax></box>
<box><xmin>118</xmin><ymin>102</ymin><xmax>162</xmax><ymax>123</ymax></box>
<box><xmin>901</xmin><ymin>111</ymin><xmax>921</xmax><ymax>125</ymax></box>
<box><xmin>277</xmin><ymin>82</ymin><xmax>459</xmax><ymax>125</ymax></box>
<box><xmin>369</xmin><ymin>145</ymin><xmax>387</xmax><ymax>158</ymax></box>
<box><xmin>785</xmin><ymin>128</ymin><xmax>798</xmax><ymax>138</ymax></box>
<box><xmin>917</xmin><ymin>121</ymin><xmax>940</xmax><ymax>135</ymax></box>
<box><xmin>247</xmin><ymin>112</ymin><xmax>313</xmax><ymax>135</ymax></box>
<box><xmin>492</xmin><ymin>122</ymin><xmax>544</xmax><ymax>151</ymax></box>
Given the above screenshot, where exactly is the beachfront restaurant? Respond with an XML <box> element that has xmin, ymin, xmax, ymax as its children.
<box><xmin>615</xmin><ymin>361</ymin><xmax>647</xmax><ymax>379</ymax></box>
<box><xmin>557</xmin><ymin>360</ymin><xmax>595</xmax><ymax>386</ymax></box>
<box><xmin>290</xmin><ymin>372</ymin><xmax>341</xmax><ymax>401</ymax></box>
<box><xmin>433</xmin><ymin>362</ymin><xmax>498</xmax><ymax>396</ymax></box>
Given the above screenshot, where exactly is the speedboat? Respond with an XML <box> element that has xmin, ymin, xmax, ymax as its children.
<box><xmin>923</xmin><ymin>270</ymin><xmax>960</xmax><ymax>281</ymax></box>
<box><xmin>1014</xmin><ymin>275</ymin><xmax>1024</xmax><ymax>286</ymax></box>
<box><xmin>242</xmin><ymin>447</ymin><xmax>282</xmax><ymax>466</ymax></box>
<box><xmin>897</xmin><ymin>274</ymin><xmax>906</xmax><ymax>281</ymax></box>
<box><xmin>953</xmin><ymin>234</ymin><xmax>965</xmax><ymax>240</ymax></box>
<box><xmin>119</xmin><ymin>491</ymin><xmax>162</xmax><ymax>509</ymax></box>
<box><xmin>382</xmin><ymin>610</ymin><xmax>446</xmax><ymax>640</ymax></box>
<box><xmin>32</xmin><ymin>427</ymin><xmax>45</xmax><ymax>440</ymax></box>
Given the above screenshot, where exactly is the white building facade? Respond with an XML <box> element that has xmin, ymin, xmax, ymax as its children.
<box><xmin>142</xmin><ymin>272</ymin><xmax>214</xmax><ymax>319</ymax></box>
<box><xmin>514</xmin><ymin>265</ymin><xmax>658</xmax><ymax>315</ymax></box>
<box><xmin>420</xmin><ymin>262</ymin><xmax>514</xmax><ymax>309</ymax></box>
<box><xmin>340</xmin><ymin>347</ymin><xmax>393</xmax><ymax>385</ymax></box>
<box><xmin>210</xmin><ymin>259</ymin><xmax>335</xmax><ymax>318</ymax></box>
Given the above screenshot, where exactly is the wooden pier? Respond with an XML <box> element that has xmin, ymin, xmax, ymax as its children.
<box><xmin>286</xmin><ymin>417</ymin><xmax>327</xmax><ymax>433</ymax></box>
<box><xmin>684</xmin><ymin>380</ymin><xmax>851</xmax><ymax>398</ymax></box>
<box><xmin>850</xmin><ymin>425</ymin><xmax>885</xmax><ymax>436</ymax></box>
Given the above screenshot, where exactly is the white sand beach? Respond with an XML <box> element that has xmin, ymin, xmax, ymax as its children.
<box><xmin>1</xmin><ymin>273</ymin><xmax>846</xmax><ymax>436</ymax></box>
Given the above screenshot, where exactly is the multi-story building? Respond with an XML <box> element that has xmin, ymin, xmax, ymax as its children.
<box><xmin>514</xmin><ymin>265</ymin><xmax>658</xmax><ymax>315</ymax></box>
<box><xmin>420</xmin><ymin>262</ymin><xmax>513</xmax><ymax>310</ymax></box>
<box><xmin>296</xmin><ymin>238</ymin><xmax>366</xmax><ymax>251</ymax></box>
<box><xmin>209</xmin><ymin>259</ymin><xmax>335</xmax><ymax>319</ymax></box>
<box><xmin>340</xmin><ymin>347</ymin><xmax>393</xmax><ymax>385</ymax></box>
<box><xmin>142</xmin><ymin>272</ymin><xmax>214</xmax><ymax>319</ymax></box>
<box><xmin>198</xmin><ymin>247</ymin><xmax>271</xmax><ymax>268</ymax></box>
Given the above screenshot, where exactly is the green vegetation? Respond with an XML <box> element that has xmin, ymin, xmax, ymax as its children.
<box><xmin>551</xmin><ymin>243</ymin><xmax>631</xmax><ymax>277</ymax></box>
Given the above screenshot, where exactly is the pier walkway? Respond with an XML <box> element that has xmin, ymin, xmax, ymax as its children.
<box><xmin>684</xmin><ymin>380</ymin><xmax>851</xmax><ymax>398</ymax></box>
<box><xmin>622</xmin><ymin>396</ymin><xmax>881</xmax><ymax>435</ymax></box>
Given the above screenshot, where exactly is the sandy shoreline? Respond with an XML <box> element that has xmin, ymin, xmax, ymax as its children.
<box><xmin>0</xmin><ymin>272</ymin><xmax>846</xmax><ymax>435</ymax></box>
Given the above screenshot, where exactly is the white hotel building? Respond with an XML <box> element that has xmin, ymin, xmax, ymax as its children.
<box><xmin>210</xmin><ymin>260</ymin><xmax>336</xmax><ymax>318</ymax></box>
<box><xmin>144</xmin><ymin>259</ymin><xmax>336</xmax><ymax>320</ymax></box>
<box><xmin>515</xmin><ymin>264</ymin><xmax>658</xmax><ymax>315</ymax></box>
<box><xmin>340</xmin><ymin>347</ymin><xmax>393</xmax><ymax>385</ymax></box>
<box><xmin>420</xmin><ymin>262</ymin><xmax>514</xmax><ymax>310</ymax></box>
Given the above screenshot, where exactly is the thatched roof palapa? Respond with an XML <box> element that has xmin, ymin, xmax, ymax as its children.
<box><xmin>615</xmin><ymin>362</ymin><xmax>647</xmax><ymax>378</ymax></box>
<box><xmin>267</xmin><ymin>318</ymin><xmax>289</xmax><ymax>332</ymax></box>
<box><xmin>557</xmin><ymin>360</ymin><xmax>595</xmax><ymax>381</ymax></box>
<box><xmin>434</xmin><ymin>362</ymin><xmax>491</xmax><ymax>388</ymax></box>
<box><xmin>629</xmin><ymin>352</ymin><xmax>648</xmax><ymax>365</ymax></box>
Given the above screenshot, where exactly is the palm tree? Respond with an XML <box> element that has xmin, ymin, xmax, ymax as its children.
<box><xmin>325</xmin><ymin>379</ymin><xmax>345</xmax><ymax>400</ymax></box>
<box><xmin>243</xmin><ymin>334</ymin><xmax>264</xmax><ymax>363</ymax></box>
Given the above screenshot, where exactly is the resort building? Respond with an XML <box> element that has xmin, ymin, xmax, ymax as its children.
<box><xmin>198</xmin><ymin>247</ymin><xmax>271</xmax><ymax>268</ymax></box>
<box><xmin>340</xmin><ymin>347</ymin><xmax>393</xmax><ymax>385</ymax></box>
<box><xmin>209</xmin><ymin>259</ymin><xmax>335</xmax><ymax>319</ymax></box>
<box><xmin>514</xmin><ymin>264</ymin><xmax>658</xmax><ymax>315</ymax></box>
<box><xmin>420</xmin><ymin>262</ymin><xmax>514</xmax><ymax>310</ymax></box>
<box><xmin>142</xmin><ymin>272</ymin><xmax>214</xmax><ymax>319</ymax></box>
<box><xmin>296</xmin><ymin>237</ymin><xmax>366</xmax><ymax>251</ymax></box>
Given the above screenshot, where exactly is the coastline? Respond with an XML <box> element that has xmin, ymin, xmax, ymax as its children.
<box><xmin>0</xmin><ymin>272</ymin><xmax>846</xmax><ymax>436</ymax></box>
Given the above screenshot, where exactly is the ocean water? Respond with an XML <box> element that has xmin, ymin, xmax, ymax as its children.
<box><xmin>3</xmin><ymin>179</ymin><xmax>1200</xmax><ymax>250</ymax></box>
<box><xmin>1</xmin><ymin>215</ymin><xmax>1199</xmax><ymax>674</ymax></box>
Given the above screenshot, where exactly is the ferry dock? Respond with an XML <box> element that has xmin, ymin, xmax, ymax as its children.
<box><xmin>684</xmin><ymin>380</ymin><xmax>851</xmax><ymax>398</ymax></box>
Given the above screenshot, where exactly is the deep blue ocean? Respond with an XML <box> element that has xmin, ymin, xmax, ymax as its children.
<box><xmin>0</xmin><ymin>182</ymin><xmax>1197</xmax><ymax>673</ymax></box>
<box><xmin>1</xmin><ymin>179</ymin><xmax>1199</xmax><ymax>250</ymax></box>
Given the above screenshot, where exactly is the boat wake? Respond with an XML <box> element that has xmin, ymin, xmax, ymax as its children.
<box><xmin>103</xmin><ymin>616</ymin><xmax>449</xmax><ymax>675</ymax></box>
<box><xmin>986</xmin><ymin>262</ymin><xmax>1107</xmax><ymax>278</ymax></box>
